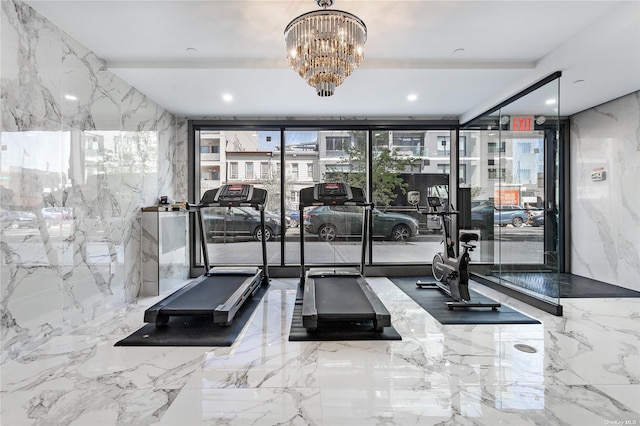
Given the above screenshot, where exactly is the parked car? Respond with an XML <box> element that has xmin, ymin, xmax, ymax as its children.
<box><xmin>528</xmin><ymin>211</ymin><xmax>544</xmax><ymax>227</ymax></box>
<box><xmin>202</xmin><ymin>206</ymin><xmax>282</xmax><ymax>242</ymax></box>
<box><xmin>286</xmin><ymin>210</ymin><xmax>301</xmax><ymax>227</ymax></box>
<box><xmin>471</xmin><ymin>200</ymin><xmax>492</xmax><ymax>209</ymax></box>
<box><xmin>304</xmin><ymin>205</ymin><xmax>419</xmax><ymax>242</ymax></box>
<box><xmin>41</xmin><ymin>207</ymin><xmax>73</xmax><ymax>220</ymax></box>
<box><xmin>494</xmin><ymin>205</ymin><xmax>529</xmax><ymax>227</ymax></box>
<box><xmin>273</xmin><ymin>210</ymin><xmax>300</xmax><ymax>228</ymax></box>
<box><xmin>471</xmin><ymin>204</ymin><xmax>529</xmax><ymax>228</ymax></box>
<box><xmin>0</xmin><ymin>209</ymin><xmax>36</xmax><ymax>228</ymax></box>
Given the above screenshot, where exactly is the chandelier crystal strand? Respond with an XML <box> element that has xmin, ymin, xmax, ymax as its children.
<box><xmin>284</xmin><ymin>2</ymin><xmax>366</xmax><ymax>97</ymax></box>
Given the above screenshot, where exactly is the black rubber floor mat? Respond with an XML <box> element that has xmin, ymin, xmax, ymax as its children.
<box><xmin>288</xmin><ymin>295</ymin><xmax>402</xmax><ymax>342</ymax></box>
<box><xmin>114</xmin><ymin>284</ymin><xmax>268</xmax><ymax>347</ymax></box>
<box><xmin>390</xmin><ymin>277</ymin><xmax>540</xmax><ymax>325</ymax></box>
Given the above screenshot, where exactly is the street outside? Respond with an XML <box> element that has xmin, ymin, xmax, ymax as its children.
<box><xmin>205</xmin><ymin>224</ymin><xmax>545</xmax><ymax>265</ymax></box>
<box><xmin>1</xmin><ymin>221</ymin><xmax>545</xmax><ymax>267</ymax></box>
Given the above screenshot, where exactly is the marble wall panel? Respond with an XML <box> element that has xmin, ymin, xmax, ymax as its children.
<box><xmin>174</xmin><ymin>118</ymin><xmax>189</xmax><ymax>201</ymax></box>
<box><xmin>570</xmin><ymin>91</ymin><xmax>640</xmax><ymax>290</ymax></box>
<box><xmin>0</xmin><ymin>1</ymin><xmax>183</xmax><ymax>363</ymax></box>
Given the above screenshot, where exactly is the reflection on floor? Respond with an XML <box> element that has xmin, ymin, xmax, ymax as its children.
<box><xmin>1</xmin><ymin>278</ymin><xmax>638</xmax><ymax>425</ymax></box>
<box><xmin>492</xmin><ymin>272</ymin><xmax>640</xmax><ymax>298</ymax></box>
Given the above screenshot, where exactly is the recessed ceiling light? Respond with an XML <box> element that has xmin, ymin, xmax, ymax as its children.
<box><xmin>453</xmin><ymin>48</ymin><xmax>465</xmax><ymax>54</ymax></box>
<box><xmin>222</xmin><ymin>94</ymin><xmax>233</xmax><ymax>102</ymax></box>
<box><xmin>64</xmin><ymin>94</ymin><xmax>77</xmax><ymax>101</ymax></box>
<box><xmin>573</xmin><ymin>79</ymin><xmax>585</xmax><ymax>84</ymax></box>
<box><xmin>407</xmin><ymin>94</ymin><xmax>418</xmax><ymax>102</ymax></box>
<box><xmin>186</xmin><ymin>47</ymin><xmax>198</xmax><ymax>53</ymax></box>
<box><xmin>545</xmin><ymin>98</ymin><xmax>556</xmax><ymax>105</ymax></box>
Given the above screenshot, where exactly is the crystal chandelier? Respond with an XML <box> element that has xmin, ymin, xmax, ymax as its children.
<box><xmin>284</xmin><ymin>0</ymin><xmax>367</xmax><ymax>97</ymax></box>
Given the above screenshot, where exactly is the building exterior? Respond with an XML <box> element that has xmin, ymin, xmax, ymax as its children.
<box><xmin>199</xmin><ymin>128</ymin><xmax>544</xmax><ymax>210</ymax></box>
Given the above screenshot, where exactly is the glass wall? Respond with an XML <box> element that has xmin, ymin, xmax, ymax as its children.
<box><xmin>192</xmin><ymin>124</ymin><xmax>457</xmax><ymax>268</ymax></box>
<box><xmin>191</xmin><ymin>98</ymin><xmax>562</xmax><ymax>308</ymax></box>
<box><xmin>284</xmin><ymin>129</ymin><xmax>363</xmax><ymax>266</ymax></box>
<box><xmin>196</xmin><ymin>129</ymin><xmax>283</xmax><ymax>267</ymax></box>
<box><xmin>461</xmin><ymin>74</ymin><xmax>562</xmax><ymax>305</ymax></box>
<box><xmin>370</xmin><ymin>130</ymin><xmax>452</xmax><ymax>264</ymax></box>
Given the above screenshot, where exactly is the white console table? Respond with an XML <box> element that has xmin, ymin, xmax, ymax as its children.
<box><xmin>140</xmin><ymin>208</ymin><xmax>190</xmax><ymax>296</ymax></box>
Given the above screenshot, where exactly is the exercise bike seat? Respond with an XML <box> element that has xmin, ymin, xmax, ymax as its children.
<box><xmin>460</xmin><ymin>232</ymin><xmax>479</xmax><ymax>242</ymax></box>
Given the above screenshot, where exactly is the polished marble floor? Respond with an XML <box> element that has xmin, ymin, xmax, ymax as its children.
<box><xmin>1</xmin><ymin>277</ymin><xmax>639</xmax><ymax>425</ymax></box>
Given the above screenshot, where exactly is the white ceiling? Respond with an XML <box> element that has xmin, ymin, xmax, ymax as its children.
<box><xmin>26</xmin><ymin>0</ymin><xmax>640</xmax><ymax>122</ymax></box>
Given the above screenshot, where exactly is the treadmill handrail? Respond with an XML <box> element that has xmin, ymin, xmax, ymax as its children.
<box><xmin>303</xmin><ymin>200</ymin><xmax>371</xmax><ymax>207</ymax></box>
<box><xmin>299</xmin><ymin>183</ymin><xmax>371</xmax><ymax>283</ymax></box>
<box><xmin>199</xmin><ymin>201</ymin><xmax>264</xmax><ymax>209</ymax></box>
<box><xmin>196</xmin><ymin>185</ymin><xmax>270</xmax><ymax>284</ymax></box>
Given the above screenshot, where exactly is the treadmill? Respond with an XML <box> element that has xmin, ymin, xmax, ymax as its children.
<box><xmin>144</xmin><ymin>184</ymin><xmax>270</xmax><ymax>327</ymax></box>
<box><xmin>299</xmin><ymin>183</ymin><xmax>391</xmax><ymax>332</ymax></box>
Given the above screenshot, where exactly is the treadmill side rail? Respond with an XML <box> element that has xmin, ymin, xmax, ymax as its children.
<box><xmin>301</xmin><ymin>274</ymin><xmax>318</xmax><ymax>330</ymax></box>
<box><xmin>214</xmin><ymin>271</ymin><xmax>263</xmax><ymax>325</ymax></box>
<box><xmin>356</xmin><ymin>276</ymin><xmax>392</xmax><ymax>329</ymax></box>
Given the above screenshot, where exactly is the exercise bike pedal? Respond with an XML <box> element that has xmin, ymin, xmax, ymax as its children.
<box><xmin>446</xmin><ymin>301</ymin><xmax>501</xmax><ymax>311</ymax></box>
<box><xmin>416</xmin><ymin>281</ymin><xmax>439</xmax><ymax>289</ymax></box>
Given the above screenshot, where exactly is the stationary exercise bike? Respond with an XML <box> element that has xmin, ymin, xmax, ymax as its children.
<box><xmin>417</xmin><ymin>196</ymin><xmax>500</xmax><ymax>311</ymax></box>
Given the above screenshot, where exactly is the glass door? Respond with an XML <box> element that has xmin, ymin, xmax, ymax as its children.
<box><xmin>461</xmin><ymin>75</ymin><xmax>562</xmax><ymax>307</ymax></box>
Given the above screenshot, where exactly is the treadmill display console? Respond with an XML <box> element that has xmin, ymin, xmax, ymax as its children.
<box><xmin>201</xmin><ymin>184</ymin><xmax>267</xmax><ymax>207</ymax></box>
<box><xmin>314</xmin><ymin>182</ymin><xmax>353</xmax><ymax>202</ymax></box>
<box><xmin>216</xmin><ymin>184</ymin><xmax>254</xmax><ymax>203</ymax></box>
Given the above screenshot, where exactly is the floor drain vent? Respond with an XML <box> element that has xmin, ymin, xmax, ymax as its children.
<box><xmin>514</xmin><ymin>344</ymin><xmax>537</xmax><ymax>353</ymax></box>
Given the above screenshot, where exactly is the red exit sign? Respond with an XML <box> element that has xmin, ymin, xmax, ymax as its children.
<box><xmin>511</xmin><ymin>116</ymin><xmax>534</xmax><ymax>132</ymax></box>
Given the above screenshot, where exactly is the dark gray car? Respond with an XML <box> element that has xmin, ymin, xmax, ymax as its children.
<box><xmin>202</xmin><ymin>206</ymin><xmax>282</xmax><ymax>242</ymax></box>
<box><xmin>304</xmin><ymin>205</ymin><xmax>419</xmax><ymax>242</ymax></box>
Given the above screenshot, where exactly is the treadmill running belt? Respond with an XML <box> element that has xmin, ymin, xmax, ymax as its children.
<box><xmin>160</xmin><ymin>275</ymin><xmax>253</xmax><ymax>312</ymax></box>
<box><xmin>313</xmin><ymin>276</ymin><xmax>375</xmax><ymax>316</ymax></box>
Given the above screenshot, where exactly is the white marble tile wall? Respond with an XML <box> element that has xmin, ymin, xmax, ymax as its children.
<box><xmin>174</xmin><ymin>118</ymin><xmax>190</xmax><ymax>201</ymax></box>
<box><xmin>570</xmin><ymin>91</ymin><xmax>640</xmax><ymax>291</ymax></box>
<box><xmin>0</xmin><ymin>0</ymin><xmax>182</xmax><ymax>363</ymax></box>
